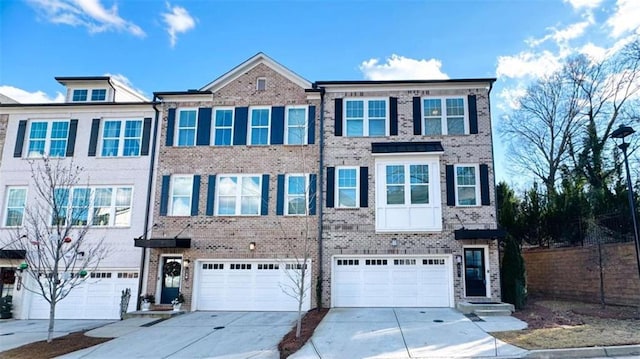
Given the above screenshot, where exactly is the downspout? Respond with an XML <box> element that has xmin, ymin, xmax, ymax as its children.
<box><xmin>486</xmin><ymin>80</ymin><xmax>502</xmax><ymax>300</ymax></box>
<box><xmin>106</xmin><ymin>78</ymin><xmax>117</xmax><ymax>101</ymax></box>
<box><xmin>136</xmin><ymin>95</ymin><xmax>161</xmax><ymax>309</ymax></box>
<box><xmin>317</xmin><ymin>86</ymin><xmax>326</xmax><ymax>308</ymax></box>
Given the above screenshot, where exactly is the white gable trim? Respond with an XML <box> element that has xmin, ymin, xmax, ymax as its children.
<box><xmin>200</xmin><ymin>53</ymin><xmax>312</xmax><ymax>92</ymax></box>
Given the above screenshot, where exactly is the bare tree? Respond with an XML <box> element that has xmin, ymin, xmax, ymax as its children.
<box><xmin>1</xmin><ymin>158</ymin><xmax>107</xmax><ymax>342</ymax></box>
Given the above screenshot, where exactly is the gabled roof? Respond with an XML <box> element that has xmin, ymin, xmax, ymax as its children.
<box><xmin>200</xmin><ymin>52</ymin><xmax>312</xmax><ymax>92</ymax></box>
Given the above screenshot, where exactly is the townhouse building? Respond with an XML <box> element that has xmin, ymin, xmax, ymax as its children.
<box><xmin>0</xmin><ymin>77</ymin><xmax>156</xmax><ymax>319</ymax></box>
<box><xmin>137</xmin><ymin>54</ymin><xmax>321</xmax><ymax>311</ymax></box>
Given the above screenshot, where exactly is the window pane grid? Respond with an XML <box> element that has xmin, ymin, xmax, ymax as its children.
<box><xmin>456</xmin><ymin>166</ymin><xmax>477</xmax><ymax>206</ymax></box>
<box><xmin>214</xmin><ymin>109</ymin><xmax>233</xmax><ymax>146</ymax></box>
<box><xmin>423</xmin><ymin>97</ymin><xmax>466</xmax><ymax>135</ymax></box>
<box><xmin>286</xmin><ymin>175</ymin><xmax>307</xmax><ymax>215</ymax></box>
<box><xmin>337</xmin><ymin>168</ymin><xmax>357</xmax><ymax>208</ymax></box>
<box><xmin>286</xmin><ymin>108</ymin><xmax>307</xmax><ymax>145</ymax></box>
<box><xmin>5</xmin><ymin>188</ymin><xmax>27</xmax><ymax>227</ymax></box>
<box><xmin>91</xmin><ymin>89</ymin><xmax>106</xmax><ymax>101</ymax></box>
<box><xmin>250</xmin><ymin>109</ymin><xmax>270</xmax><ymax>145</ymax></box>
<box><xmin>171</xmin><ymin>176</ymin><xmax>193</xmax><ymax>216</ymax></box>
<box><xmin>177</xmin><ymin>110</ymin><xmax>197</xmax><ymax>146</ymax></box>
<box><xmin>72</xmin><ymin>90</ymin><xmax>87</xmax><ymax>101</ymax></box>
<box><xmin>345</xmin><ymin>99</ymin><xmax>387</xmax><ymax>137</ymax></box>
<box><xmin>49</xmin><ymin>187</ymin><xmax>133</xmax><ymax>226</ymax></box>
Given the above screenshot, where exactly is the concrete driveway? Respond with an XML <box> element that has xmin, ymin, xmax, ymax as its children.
<box><xmin>0</xmin><ymin>319</ymin><xmax>114</xmax><ymax>352</ymax></box>
<box><xmin>291</xmin><ymin>308</ymin><xmax>528</xmax><ymax>359</ymax></box>
<box><xmin>59</xmin><ymin>311</ymin><xmax>297</xmax><ymax>359</ymax></box>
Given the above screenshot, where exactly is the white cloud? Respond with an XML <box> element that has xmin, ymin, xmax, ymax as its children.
<box><xmin>496</xmin><ymin>51</ymin><xmax>562</xmax><ymax>79</ymax></box>
<box><xmin>162</xmin><ymin>3</ymin><xmax>196</xmax><ymax>48</ymax></box>
<box><xmin>0</xmin><ymin>86</ymin><xmax>65</xmax><ymax>103</ymax></box>
<box><xmin>497</xmin><ymin>87</ymin><xmax>528</xmax><ymax>111</ymax></box>
<box><xmin>359</xmin><ymin>54</ymin><xmax>449</xmax><ymax>80</ymax></box>
<box><xmin>606</xmin><ymin>0</ymin><xmax>640</xmax><ymax>38</ymax></box>
<box><xmin>104</xmin><ymin>73</ymin><xmax>148</xmax><ymax>99</ymax></box>
<box><xmin>27</xmin><ymin>0</ymin><xmax>145</xmax><ymax>37</ymax></box>
<box><xmin>564</xmin><ymin>0</ymin><xmax>604</xmax><ymax>9</ymax></box>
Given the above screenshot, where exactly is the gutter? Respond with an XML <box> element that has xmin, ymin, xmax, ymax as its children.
<box><xmin>317</xmin><ymin>86</ymin><xmax>326</xmax><ymax>308</ymax></box>
<box><xmin>106</xmin><ymin>78</ymin><xmax>117</xmax><ymax>100</ymax></box>
<box><xmin>136</xmin><ymin>95</ymin><xmax>161</xmax><ymax>309</ymax></box>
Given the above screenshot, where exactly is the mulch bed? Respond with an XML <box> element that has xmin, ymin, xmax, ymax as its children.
<box><xmin>0</xmin><ymin>331</ymin><xmax>112</xmax><ymax>359</ymax></box>
<box><xmin>278</xmin><ymin>308</ymin><xmax>329</xmax><ymax>359</ymax></box>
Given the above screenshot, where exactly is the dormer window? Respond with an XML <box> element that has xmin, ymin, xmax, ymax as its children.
<box><xmin>256</xmin><ymin>78</ymin><xmax>266</xmax><ymax>91</ymax></box>
<box><xmin>72</xmin><ymin>89</ymin><xmax>88</xmax><ymax>102</ymax></box>
<box><xmin>91</xmin><ymin>89</ymin><xmax>107</xmax><ymax>101</ymax></box>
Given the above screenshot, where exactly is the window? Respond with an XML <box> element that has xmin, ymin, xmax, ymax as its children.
<box><xmin>177</xmin><ymin>109</ymin><xmax>197</xmax><ymax>146</ymax></box>
<box><xmin>4</xmin><ymin>187</ymin><xmax>27</xmax><ymax>227</ymax></box>
<box><xmin>50</xmin><ymin>186</ymin><xmax>132</xmax><ymax>226</ymax></box>
<box><xmin>27</xmin><ymin>121</ymin><xmax>69</xmax><ymax>157</ymax></box>
<box><xmin>344</xmin><ymin>99</ymin><xmax>387</xmax><ymax>137</ymax></box>
<box><xmin>336</xmin><ymin>167</ymin><xmax>358</xmax><ymax>208</ymax></box>
<box><xmin>213</xmin><ymin>108</ymin><xmax>234</xmax><ymax>146</ymax></box>
<box><xmin>423</xmin><ymin>97</ymin><xmax>467</xmax><ymax>135</ymax></box>
<box><xmin>249</xmin><ymin>107</ymin><xmax>270</xmax><ymax>145</ymax></box>
<box><xmin>455</xmin><ymin>165</ymin><xmax>479</xmax><ymax>206</ymax></box>
<box><xmin>256</xmin><ymin>78</ymin><xmax>266</xmax><ymax>91</ymax></box>
<box><xmin>72</xmin><ymin>89</ymin><xmax>88</xmax><ymax>102</ymax></box>
<box><xmin>285</xmin><ymin>106</ymin><xmax>307</xmax><ymax>145</ymax></box>
<box><xmin>216</xmin><ymin>175</ymin><xmax>262</xmax><ymax>216</ymax></box>
<box><xmin>170</xmin><ymin>175</ymin><xmax>193</xmax><ymax>216</ymax></box>
<box><xmin>286</xmin><ymin>174</ymin><xmax>308</xmax><ymax>215</ymax></box>
<box><xmin>91</xmin><ymin>89</ymin><xmax>107</xmax><ymax>101</ymax></box>
<box><xmin>101</xmin><ymin>120</ymin><xmax>143</xmax><ymax>156</ymax></box>
<box><xmin>375</xmin><ymin>157</ymin><xmax>442</xmax><ymax>232</ymax></box>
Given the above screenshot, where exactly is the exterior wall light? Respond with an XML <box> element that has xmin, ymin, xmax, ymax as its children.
<box><xmin>249</xmin><ymin>242</ymin><xmax>256</xmax><ymax>251</ymax></box>
<box><xmin>455</xmin><ymin>255</ymin><xmax>463</xmax><ymax>278</ymax></box>
<box><xmin>391</xmin><ymin>239</ymin><xmax>398</xmax><ymax>247</ymax></box>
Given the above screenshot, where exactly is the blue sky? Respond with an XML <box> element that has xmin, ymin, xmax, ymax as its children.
<box><xmin>1</xmin><ymin>0</ymin><xmax>639</xmax><ymax>184</ymax></box>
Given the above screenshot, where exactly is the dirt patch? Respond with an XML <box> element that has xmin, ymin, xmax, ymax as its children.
<box><xmin>0</xmin><ymin>331</ymin><xmax>112</xmax><ymax>359</ymax></box>
<box><xmin>279</xmin><ymin>308</ymin><xmax>329</xmax><ymax>359</ymax></box>
<box><xmin>493</xmin><ymin>297</ymin><xmax>640</xmax><ymax>349</ymax></box>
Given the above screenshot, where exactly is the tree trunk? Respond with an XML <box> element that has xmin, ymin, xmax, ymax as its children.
<box><xmin>47</xmin><ymin>301</ymin><xmax>56</xmax><ymax>343</ymax></box>
<box><xmin>295</xmin><ymin>261</ymin><xmax>307</xmax><ymax>338</ymax></box>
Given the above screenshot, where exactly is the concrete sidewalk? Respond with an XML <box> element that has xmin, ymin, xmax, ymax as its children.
<box><xmin>0</xmin><ymin>319</ymin><xmax>114</xmax><ymax>352</ymax></box>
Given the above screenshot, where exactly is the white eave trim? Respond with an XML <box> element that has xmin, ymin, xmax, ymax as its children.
<box><xmin>319</xmin><ymin>82</ymin><xmax>491</xmax><ymax>93</ymax></box>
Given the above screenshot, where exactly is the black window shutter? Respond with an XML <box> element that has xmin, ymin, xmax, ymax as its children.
<box><xmin>233</xmin><ymin>107</ymin><xmax>248</xmax><ymax>145</ymax></box>
<box><xmin>308</xmin><ymin>105</ymin><xmax>316</xmax><ymax>144</ymax></box>
<box><xmin>309</xmin><ymin>173</ymin><xmax>317</xmax><ymax>215</ymax></box>
<box><xmin>334</xmin><ymin>99</ymin><xmax>343</xmax><ymax>136</ymax></box>
<box><xmin>271</xmin><ymin>106</ymin><xmax>285</xmax><ymax>145</ymax></box>
<box><xmin>206</xmin><ymin>175</ymin><xmax>216</xmax><ymax>216</ymax></box>
<box><xmin>191</xmin><ymin>175</ymin><xmax>201</xmax><ymax>216</ymax></box>
<box><xmin>88</xmin><ymin>118</ymin><xmax>101</xmax><ymax>157</ymax></box>
<box><xmin>196</xmin><ymin>108</ymin><xmax>212</xmax><ymax>146</ymax></box>
<box><xmin>480</xmin><ymin>164</ymin><xmax>490</xmax><ymax>205</ymax></box>
<box><xmin>166</xmin><ymin>109</ymin><xmax>176</xmax><ymax>146</ymax></box>
<box><xmin>141</xmin><ymin>117</ymin><xmax>152</xmax><ymax>156</ymax></box>
<box><xmin>446</xmin><ymin>165</ymin><xmax>455</xmax><ymax>206</ymax></box>
<box><xmin>65</xmin><ymin>119</ymin><xmax>78</xmax><ymax>157</ymax></box>
<box><xmin>468</xmin><ymin>95</ymin><xmax>478</xmax><ymax>134</ymax></box>
<box><xmin>360</xmin><ymin>167</ymin><xmax>369</xmax><ymax>208</ymax></box>
<box><xmin>160</xmin><ymin>175</ymin><xmax>170</xmax><ymax>216</ymax></box>
<box><xmin>413</xmin><ymin>97</ymin><xmax>422</xmax><ymax>135</ymax></box>
<box><xmin>389</xmin><ymin>97</ymin><xmax>398</xmax><ymax>136</ymax></box>
<box><xmin>13</xmin><ymin>120</ymin><xmax>27</xmax><ymax>158</ymax></box>
<box><xmin>326</xmin><ymin>167</ymin><xmax>335</xmax><ymax>208</ymax></box>
<box><xmin>261</xmin><ymin>174</ymin><xmax>270</xmax><ymax>215</ymax></box>
<box><xmin>276</xmin><ymin>174</ymin><xmax>285</xmax><ymax>215</ymax></box>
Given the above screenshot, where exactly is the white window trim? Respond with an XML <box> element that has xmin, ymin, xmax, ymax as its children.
<box><xmin>248</xmin><ymin>107</ymin><xmax>271</xmax><ymax>146</ymax></box>
<box><xmin>212</xmin><ymin>107</ymin><xmax>235</xmax><ymax>146</ymax></box>
<box><xmin>285</xmin><ymin>173</ymin><xmax>309</xmax><ymax>216</ymax></box>
<box><xmin>26</xmin><ymin>120</ymin><xmax>69</xmax><ymax>158</ymax></box>
<box><xmin>422</xmin><ymin>96</ymin><xmax>468</xmax><ymax>135</ymax></box>
<box><xmin>90</xmin><ymin>89</ymin><xmax>108</xmax><ymax>102</ymax></box>
<box><xmin>256</xmin><ymin>77</ymin><xmax>267</xmax><ymax>91</ymax></box>
<box><xmin>50</xmin><ymin>186</ymin><xmax>134</xmax><ymax>227</ymax></box>
<box><xmin>99</xmin><ymin>119</ymin><xmax>143</xmax><ymax>157</ymax></box>
<box><xmin>284</xmin><ymin>106</ymin><xmax>308</xmax><ymax>145</ymax></box>
<box><xmin>71</xmin><ymin>89</ymin><xmax>88</xmax><ymax>102</ymax></box>
<box><xmin>344</xmin><ymin>98</ymin><xmax>389</xmax><ymax>137</ymax></box>
<box><xmin>3</xmin><ymin>187</ymin><xmax>27</xmax><ymax>227</ymax></box>
<box><xmin>462</xmin><ymin>245</ymin><xmax>491</xmax><ymax>298</ymax></box>
<box><xmin>176</xmin><ymin>108</ymin><xmax>198</xmax><ymax>147</ymax></box>
<box><xmin>454</xmin><ymin>164</ymin><xmax>481</xmax><ymax>207</ymax></box>
<box><xmin>335</xmin><ymin>166</ymin><xmax>359</xmax><ymax>209</ymax></box>
<box><xmin>169</xmin><ymin>175</ymin><xmax>194</xmax><ymax>216</ymax></box>
<box><xmin>215</xmin><ymin>174</ymin><xmax>263</xmax><ymax>216</ymax></box>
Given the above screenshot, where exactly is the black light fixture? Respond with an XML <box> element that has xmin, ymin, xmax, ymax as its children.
<box><xmin>611</xmin><ymin>124</ymin><xmax>640</xmax><ymax>282</ymax></box>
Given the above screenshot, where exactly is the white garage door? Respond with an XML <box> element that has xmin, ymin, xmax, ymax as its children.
<box><xmin>28</xmin><ymin>270</ymin><xmax>139</xmax><ymax>319</ymax></box>
<box><xmin>195</xmin><ymin>260</ymin><xmax>311</xmax><ymax>311</ymax></box>
<box><xmin>332</xmin><ymin>256</ymin><xmax>453</xmax><ymax>307</ymax></box>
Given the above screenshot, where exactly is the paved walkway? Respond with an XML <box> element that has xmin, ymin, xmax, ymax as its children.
<box><xmin>0</xmin><ymin>319</ymin><xmax>113</xmax><ymax>352</ymax></box>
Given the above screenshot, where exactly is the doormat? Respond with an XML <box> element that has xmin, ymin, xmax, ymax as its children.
<box><xmin>464</xmin><ymin>313</ymin><xmax>485</xmax><ymax>322</ymax></box>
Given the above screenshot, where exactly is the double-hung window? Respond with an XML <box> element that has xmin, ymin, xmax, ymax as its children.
<box><xmin>101</xmin><ymin>120</ymin><xmax>143</xmax><ymax>157</ymax></box>
<box><xmin>285</xmin><ymin>106</ymin><xmax>307</xmax><ymax>145</ymax></box>
<box><xmin>27</xmin><ymin>120</ymin><xmax>69</xmax><ymax>158</ymax></box>
<box><xmin>249</xmin><ymin>107</ymin><xmax>270</xmax><ymax>145</ymax></box>
<box><xmin>345</xmin><ymin>99</ymin><xmax>387</xmax><ymax>137</ymax></box>
<box><xmin>455</xmin><ymin>165</ymin><xmax>479</xmax><ymax>206</ymax></box>
<box><xmin>336</xmin><ymin>167</ymin><xmax>358</xmax><ymax>208</ymax></box>
<box><xmin>72</xmin><ymin>89</ymin><xmax>88</xmax><ymax>102</ymax></box>
<box><xmin>213</xmin><ymin>108</ymin><xmax>234</xmax><ymax>146</ymax></box>
<box><xmin>216</xmin><ymin>175</ymin><xmax>261</xmax><ymax>215</ymax></box>
<box><xmin>423</xmin><ymin>97</ymin><xmax>467</xmax><ymax>135</ymax></box>
<box><xmin>385</xmin><ymin>164</ymin><xmax>429</xmax><ymax>205</ymax></box>
<box><xmin>51</xmin><ymin>186</ymin><xmax>133</xmax><ymax>226</ymax></box>
<box><xmin>91</xmin><ymin>89</ymin><xmax>107</xmax><ymax>101</ymax></box>
<box><xmin>286</xmin><ymin>174</ymin><xmax>308</xmax><ymax>215</ymax></box>
<box><xmin>4</xmin><ymin>187</ymin><xmax>27</xmax><ymax>227</ymax></box>
<box><xmin>170</xmin><ymin>175</ymin><xmax>193</xmax><ymax>216</ymax></box>
<box><xmin>177</xmin><ymin>109</ymin><xmax>197</xmax><ymax>146</ymax></box>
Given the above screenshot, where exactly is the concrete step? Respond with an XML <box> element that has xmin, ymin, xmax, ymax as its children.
<box><xmin>474</xmin><ymin>309</ymin><xmax>514</xmax><ymax>317</ymax></box>
<box><xmin>123</xmin><ymin>309</ymin><xmax>186</xmax><ymax>319</ymax></box>
<box><xmin>457</xmin><ymin>301</ymin><xmax>514</xmax><ymax>315</ymax></box>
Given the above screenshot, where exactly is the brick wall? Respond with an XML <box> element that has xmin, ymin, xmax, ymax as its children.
<box><xmin>523</xmin><ymin>243</ymin><xmax>640</xmax><ymax>306</ymax></box>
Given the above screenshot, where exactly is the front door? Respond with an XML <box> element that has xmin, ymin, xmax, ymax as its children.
<box><xmin>160</xmin><ymin>258</ymin><xmax>182</xmax><ymax>304</ymax></box>
<box><xmin>464</xmin><ymin>248</ymin><xmax>486</xmax><ymax>297</ymax></box>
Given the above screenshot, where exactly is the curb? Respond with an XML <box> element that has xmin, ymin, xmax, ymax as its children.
<box><xmin>525</xmin><ymin>344</ymin><xmax>640</xmax><ymax>358</ymax></box>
